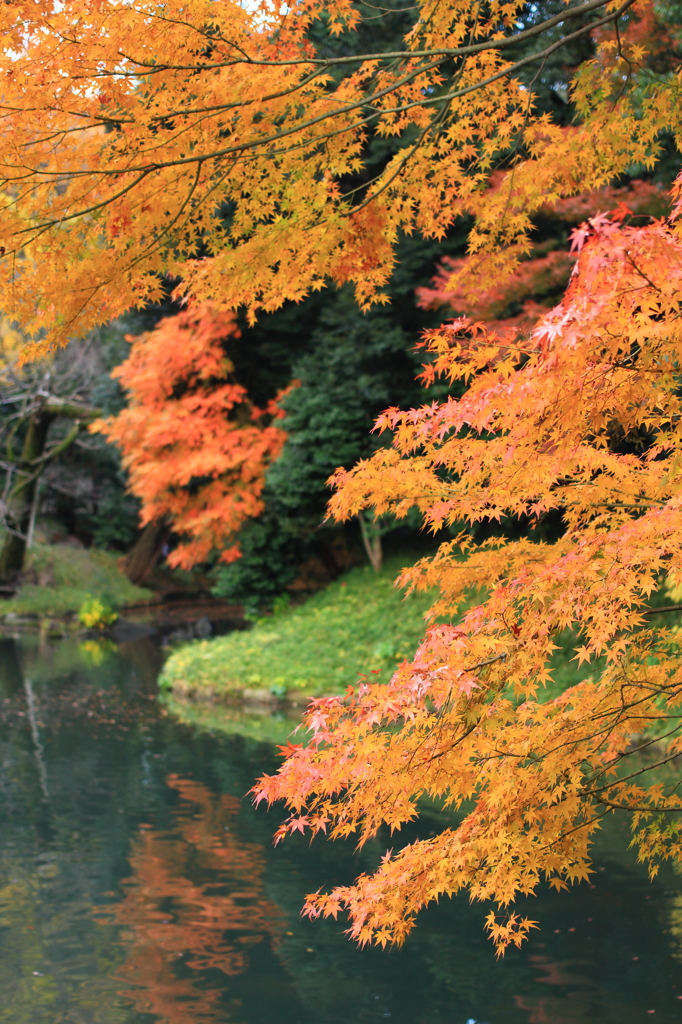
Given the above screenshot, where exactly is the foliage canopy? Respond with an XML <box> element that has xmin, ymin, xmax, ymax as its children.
<box><xmin>2</xmin><ymin>0</ymin><xmax>675</xmax><ymax>351</ymax></box>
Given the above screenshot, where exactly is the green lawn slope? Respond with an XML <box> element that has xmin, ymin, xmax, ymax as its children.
<box><xmin>159</xmin><ymin>557</ymin><xmax>435</xmax><ymax>701</ymax></box>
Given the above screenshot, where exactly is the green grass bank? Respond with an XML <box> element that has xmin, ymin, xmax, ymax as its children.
<box><xmin>159</xmin><ymin>556</ymin><xmax>435</xmax><ymax>701</ymax></box>
<box><xmin>0</xmin><ymin>543</ymin><xmax>152</xmax><ymax>618</ymax></box>
<box><xmin>160</xmin><ymin>548</ymin><xmax>653</xmax><ymax>712</ymax></box>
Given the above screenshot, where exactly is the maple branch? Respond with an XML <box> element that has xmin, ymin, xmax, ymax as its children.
<box><xmin>581</xmin><ymin>749</ymin><xmax>682</xmax><ymax>798</ymax></box>
<box><xmin>4</xmin><ymin>48</ymin><xmax>448</xmax><ymax>218</ymax></box>
<box><xmin>409</xmin><ymin>720</ymin><xmax>478</xmax><ymax>769</ymax></box>
<box><xmin>5</xmin><ymin>0</ymin><xmax>636</xmax><ymax>219</ymax></box>
<box><xmin>426</xmin><ymin>653</ymin><xmax>508</xmax><ymax>719</ymax></box>
<box><xmin>7</xmin><ymin>169</ymin><xmax>152</xmax><ymax>239</ymax></box>
<box><xmin>539</xmin><ymin>809</ymin><xmax>611</xmax><ymax>850</ymax></box>
<box><xmin>583</xmin><ymin>721</ymin><xmax>682</xmax><ymax>790</ymax></box>
<box><xmin>86</xmin><ymin>63</ymin><xmax>333</xmax><ymax>127</ymax></box>
<box><xmin>594</xmin><ymin>797</ymin><xmax>682</xmax><ymax>812</ymax></box>
<box><xmin>122</xmin><ymin>161</ymin><xmax>207</xmax><ymax>273</ymax></box>
<box><xmin>466</xmin><ymin>653</ymin><xmax>509</xmax><ymax>671</ymax></box>
<box><xmin>470</xmin><ymin>681</ymin><xmax>682</xmax><ymax>771</ymax></box>
<box><xmin>642</xmin><ymin>604</ymin><xmax>682</xmax><ymax>616</ymax></box>
<box><xmin>623</xmin><ymin>251</ymin><xmax>661</xmax><ymax>291</ymax></box>
<box><xmin>100</xmin><ymin>0</ymin><xmax>621</xmax><ymax>74</ymax></box>
<box><xmin>347</xmin><ymin>95</ymin><xmax>453</xmax><ymax>213</ymax></box>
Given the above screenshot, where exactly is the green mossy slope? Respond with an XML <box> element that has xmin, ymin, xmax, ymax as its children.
<box><xmin>159</xmin><ymin>557</ymin><xmax>435</xmax><ymax>700</ymax></box>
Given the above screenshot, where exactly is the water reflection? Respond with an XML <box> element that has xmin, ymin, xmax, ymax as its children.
<box><xmin>103</xmin><ymin>775</ymin><xmax>283</xmax><ymax>1021</ymax></box>
<box><xmin>0</xmin><ymin>633</ymin><xmax>680</xmax><ymax>1024</ymax></box>
<box><xmin>22</xmin><ymin>676</ymin><xmax>49</xmax><ymax>799</ymax></box>
<box><xmin>513</xmin><ymin>956</ymin><xmax>597</xmax><ymax>1024</ymax></box>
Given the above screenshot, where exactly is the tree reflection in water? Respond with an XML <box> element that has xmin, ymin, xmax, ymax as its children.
<box><xmin>513</xmin><ymin>956</ymin><xmax>597</xmax><ymax>1024</ymax></box>
<box><xmin>103</xmin><ymin>774</ymin><xmax>284</xmax><ymax>1022</ymax></box>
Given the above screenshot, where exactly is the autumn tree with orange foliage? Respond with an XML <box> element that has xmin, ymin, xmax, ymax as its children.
<box><xmin>257</xmin><ymin>185</ymin><xmax>682</xmax><ymax>951</ymax></box>
<box><xmin>93</xmin><ymin>305</ymin><xmax>287</xmax><ymax>569</ymax></box>
<box><xmin>5</xmin><ymin>0</ymin><xmax>682</xmax><ymax>953</ymax></box>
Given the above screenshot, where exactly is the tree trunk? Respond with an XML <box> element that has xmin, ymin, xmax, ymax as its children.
<box><xmin>0</xmin><ymin>411</ymin><xmax>53</xmax><ymax>582</ymax></box>
<box><xmin>358</xmin><ymin>513</ymin><xmax>383</xmax><ymax>573</ymax></box>
<box><xmin>120</xmin><ymin>518</ymin><xmax>170</xmax><ymax>585</ymax></box>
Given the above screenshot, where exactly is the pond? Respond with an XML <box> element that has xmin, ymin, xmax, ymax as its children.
<box><xmin>0</xmin><ymin>633</ymin><xmax>681</xmax><ymax>1024</ymax></box>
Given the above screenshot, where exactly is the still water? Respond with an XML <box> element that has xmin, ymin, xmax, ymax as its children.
<box><xmin>0</xmin><ymin>633</ymin><xmax>681</xmax><ymax>1024</ymax></box>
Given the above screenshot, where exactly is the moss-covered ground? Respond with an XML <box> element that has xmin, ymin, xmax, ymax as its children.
<box><xmin>159</xmin><ymin>556</ymin><xmax>436</xmax><ymax>700</ymax></box>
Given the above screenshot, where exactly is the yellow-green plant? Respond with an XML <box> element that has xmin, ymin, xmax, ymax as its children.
<box><xmin>78</xmin><ymin>597</ymin><xmax>118</xmax><ymax>630</ymax></box>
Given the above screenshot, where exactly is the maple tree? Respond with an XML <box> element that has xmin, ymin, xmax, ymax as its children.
<box><xmin>93</xmin><ymin>304</ymin><xmax>288</xmax><ymax>569</ymax></box>
<box><xmin>255</xmin><ymin>177</ymin><xmax>682</xmax><ymax>952</ymax></box>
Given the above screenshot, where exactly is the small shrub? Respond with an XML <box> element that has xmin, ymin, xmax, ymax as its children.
<box><xmin>78</xmin><ymin>596</ymin><xmax>118</xmax><ymax>629</ymax></box>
